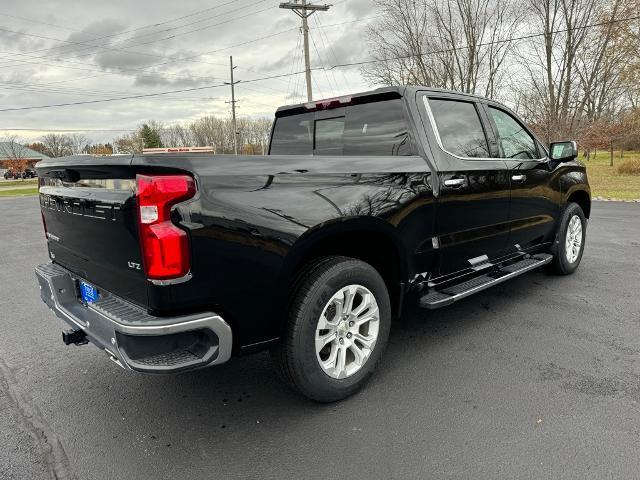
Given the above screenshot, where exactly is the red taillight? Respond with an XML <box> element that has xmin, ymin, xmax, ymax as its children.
<box><xmin>136</xmin><ymin>174</ymin><xmax>196</xmax><ymax>281</ymax></box>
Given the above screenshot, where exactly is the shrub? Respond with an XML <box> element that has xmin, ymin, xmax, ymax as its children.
<box><xmin>618</xmin><ymin>159</ymin><xmax>640</xmax><ymax>175</ymax></box>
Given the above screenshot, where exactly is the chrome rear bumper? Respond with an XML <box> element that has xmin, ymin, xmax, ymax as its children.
<box><xmin>35</xmin><ymin>262</ymin><xmax>232</xmax><ymax>373</ymax></box>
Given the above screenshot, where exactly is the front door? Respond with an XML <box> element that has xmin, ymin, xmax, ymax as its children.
<box><xmin>482</xmin><ymin>105</ymin><xmax>560</xmax><ymax>252</ymax></box>
<box><xmin>423</xmin><ymin>96</ymin><xmax>512</xmax><ymax>275</ymax></box>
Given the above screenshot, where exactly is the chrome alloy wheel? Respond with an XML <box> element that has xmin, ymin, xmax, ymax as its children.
<box><xmin>565</xmin><ymin>214</ymin><xmax>583</xmax><ymax>263</ymax></box>
<box><xmin>315</xmin><ymin>284</ymin><xmax>380</xmax><ymax>379</ymax></box>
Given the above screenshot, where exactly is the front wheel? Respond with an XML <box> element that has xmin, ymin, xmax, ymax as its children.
<box><xmin>271</xmin><ymin>256</ymin><xmax>391</xmax><ymax>402</ymax></box>
<box><xmin>550</xmin><ymin>202</ymin><xmax>587</xmax><ymax>275</ymax></box>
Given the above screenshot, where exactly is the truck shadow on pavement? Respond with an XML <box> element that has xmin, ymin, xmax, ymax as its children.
<box><xmin>93</xmin><ymin>270</ymin><xmax>564</xmax><ymax>444</ymax></box>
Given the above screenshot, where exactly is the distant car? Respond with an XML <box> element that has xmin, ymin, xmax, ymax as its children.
<box><xmin>3</xmin><ymin>170</ymin><xmax>20</xmax><ymax>180</ymax></box>
<box><xmin>21</xmin><ymin>168</ymin><xmax>37</xmax><ymax>179</ymax></box>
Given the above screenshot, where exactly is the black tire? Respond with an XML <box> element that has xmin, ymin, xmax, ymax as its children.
<box><xmin>271</xmin><ymin>256</ymin><xmax>391</xmax><ymax>402</ymax></box>
<box><xmin>549</xmin><ymin>202</ymin><xmax>587</xmax><ymax>275</ymax></box>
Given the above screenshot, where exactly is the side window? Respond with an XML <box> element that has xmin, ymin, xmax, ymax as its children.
<box><xmin>343</xmin><ymin>99</ymin><xmax>410</xmax><ymax>155</ymax></box>
<box><xmin>488</xmin><ymin>107</ymin><xmax>539</xmax><ymax>159</ymax></box>
<box><xmin>269</xmin><ymin>112</ymin><xmax>314</xmax><ymax>155</ymax></box>
<box><xmin>314</xmin><ymin>117</ymin><xmax>345</xmax><ymax>155</ymax></box>
<box><xmin>427</xmin><ymin>98</ymin><xmax>490</xmax><ymax>158</ymax></box>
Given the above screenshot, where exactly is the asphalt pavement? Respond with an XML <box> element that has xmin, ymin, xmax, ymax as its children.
<box><xmin>1</xmin><ymin>196</ymin><xmax>639</xmax><ymax>480</ymax></box>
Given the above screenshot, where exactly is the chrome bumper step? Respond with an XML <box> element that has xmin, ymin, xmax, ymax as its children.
<box><xmin>35</xmin><ymin>262</ymin><xmax>233</xmax><ymax>373</ymax></box>
<box><xmin>419</xmin><ymin>253</ymin><xmax>552</xmax><ymax>309</ymax></box>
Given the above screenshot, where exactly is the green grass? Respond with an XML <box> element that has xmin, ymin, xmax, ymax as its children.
<box><xmin>0</xmin><ymin>187</ymin><xmax>39</xmax><ymax>197</ymax></box>
<box><xmin>582</xmin><ymin>150</ymin><xmax>640</xmax><ymax>200</ymax></box>
<box><xmin>0</xmin><ymin>179</ymin><xmax>38</xmax><ymax>187</ymax></box>
<box><xmin>0</xmin><ymin>179</ymin><xmax>39</xmax><ymax>197</ymax></box>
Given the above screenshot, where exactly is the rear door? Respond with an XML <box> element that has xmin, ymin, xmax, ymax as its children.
<box><xmin>421</xmin><ymin>95</ymin><xmax>512</xmax><ymax>275</ymax></box>
<box><xmin>482</xmin><ymin>105</ymin><xmax>560</xmax><ymax>251</ymax></box>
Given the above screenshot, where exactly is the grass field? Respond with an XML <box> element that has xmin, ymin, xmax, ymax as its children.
<box><xmin>584</xmin><ymin>150</ymin><xmax>640</xmax><ymax>200</ymax></box>
<box><xmin>0</xmin><ymin>179</ymin><xmax>38</xmax><ymax>186</ymax></box>
<box><xmin>0</xmin><ymin>187</ymin><xmax>39</xmax><ymax>197</ymax></box>
<box><xmin>0</xmin><ymin>179</ymin><xmax>39</xmax><ymax>197</ymax></box>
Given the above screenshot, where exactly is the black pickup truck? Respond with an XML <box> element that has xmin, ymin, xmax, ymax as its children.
<box><xmin>35</xmin><ymin>86</ymin><xmax>590</xmax><ymax>401</ymax></box>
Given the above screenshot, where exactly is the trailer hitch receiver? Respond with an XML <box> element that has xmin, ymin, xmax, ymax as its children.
<box><xmin>62</xmin><ymin>329</ymin><xmax>88</xmax><ymax>346</ymax></box>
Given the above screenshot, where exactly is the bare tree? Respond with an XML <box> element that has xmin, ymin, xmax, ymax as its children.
<box><xmin>577</xmin><ymin>0</ymin><xmax>638</xmax><ymax>121</ymax></box>
<box><xmin>113</xmin><ymin>132</ymin><xmax>144</xmax><ymax>154</ymax></box>
<box><xmin>68</xmin><ymin>134</ymin><xmax>89</xmax><ymax>155</ymax></box>
<box><xmin>40</xmin><ymin>134</ymin><xmax>73</xmax><ymax>158</ymax></box>
<box><xmin>190</xmin><ymin>116</ymin><xmax>231</xmax><ymax>153</ymax></box>
<box><xmin>160</xmin><ymin>124</ymin><xmax>195</xmax><ymax>148</ymax></box>
<box><xmin>362</xmin><ymin>0</ymin><xmax>522</xmax><ymax>97</ymax></box>
<box><xmin>516</xmin><ymin>0</ymin><xmax>638</xmax><ymax>143</ymax></box>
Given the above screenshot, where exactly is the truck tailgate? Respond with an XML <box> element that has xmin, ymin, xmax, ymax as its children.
<box><xmin>37</xmin><ymin>157</ymin><xmax>148</xmax><ymax>307</ymax></box>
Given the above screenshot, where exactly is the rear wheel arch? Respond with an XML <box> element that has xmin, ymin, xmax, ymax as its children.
<box><xmin>281</xmin><ymin>219</ymin><xmax>408</xmax><ymax>320</ymax></box>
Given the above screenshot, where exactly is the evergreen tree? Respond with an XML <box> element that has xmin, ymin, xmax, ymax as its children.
<box><xmin>140</xmin><ymin>124</ymin><xmax>163</xmax><ymax>149</ymax></box>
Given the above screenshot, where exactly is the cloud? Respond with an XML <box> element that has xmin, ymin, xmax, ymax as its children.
<box><xmin>65</xmin><ymin>19</ymin><xmax>128</xmax><ymax>44</ymax></box>
<box><xmin>0</xmin><ymin>0</ymin><xmax>375</xmax><ymax>137</ymax></box>
<box><xmin>94</xmin><ymin>50</ymin><xmax>156</xmax><ymax>71</ymax></box>
<box><xmin>322</xmin><ymin>28</ymin><xmax>370</xmax><ymax>66</ymax></box>
<box><xmin>0</xmin><ymin>29</ymin><xmax>45</xmax><ymax>51</ymax></box>
<box><xmin>132</xmin><ymin>71</ymin><xmax>214</xmax><ymax>88</ymax></box>
<box><xmin>345</xmin><ymin>0</ymin><xmax>376</xmax><ymax>17</ymax></box>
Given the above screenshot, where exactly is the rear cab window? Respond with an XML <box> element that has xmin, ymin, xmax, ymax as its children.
<box><xmin>268</xmin><ymin>112</ymin><xmax>314</xmax><ymax>155</ymax></box>
<box><xmin>270</xmin><ymin>98</ymin><xmax>412</xmax><ymax>156</ymax></box>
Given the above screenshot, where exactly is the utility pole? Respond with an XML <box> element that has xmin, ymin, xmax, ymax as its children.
<box><xmin>225</xmin><ymin>55</ymin><xmax>240</xmax><ymax>155</ymax></box>
<box><xmin>279</xmin><ymin>0</ymin><xmax>331</xmax><ymax>102</ymax></box>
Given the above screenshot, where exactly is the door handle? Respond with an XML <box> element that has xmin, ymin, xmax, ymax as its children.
<box><xmin>444</xmin><ymin>178</ymin><xmax>465</xmax><ymax>188</ymax></box>
<box><xmin>511</xmin><ymin>174</ymin><xmax>526</xmax><ymax>183</ymax></box>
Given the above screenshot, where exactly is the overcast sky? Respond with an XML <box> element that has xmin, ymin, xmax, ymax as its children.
<box><xmin>0</xmin><ymin>0</ymin><xmax>378</xmax><ymax>143</ymax></box>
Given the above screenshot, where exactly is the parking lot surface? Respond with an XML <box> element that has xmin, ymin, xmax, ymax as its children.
<box><xmin>1</xmin><ymin>196</ymin><xmax>639</xmax><ymax>480</ymax></box>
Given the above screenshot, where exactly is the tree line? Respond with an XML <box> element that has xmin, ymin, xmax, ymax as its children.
<box><xmin>363</xmin><ymin>0</ymin><xmax>640</xmax><ymax>154</ymax></box>
<box><xmin>112</xmin><ymin>117</ymin><xmax>273</xmax><ymax>155</ymax></box>
<box><xmin>1</xmin><ymin>115</ymin><xmax>273</xmax><ymax>166</ymax></box>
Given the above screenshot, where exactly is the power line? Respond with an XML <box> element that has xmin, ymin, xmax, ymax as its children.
<box><xmin>286</xmin><ymin>30</ymin><xmax>303</xmax><ymax>102</ymax></box>
<box><xmin>325</xmin><ymin>14</ymin><xmax>640</xmax><ymax>70</ymax></box>
<box><xmin>0</xmin><ymin>83</ymin><xmax>229</xmax><ymax>112</ymax></box>
<box><xmin>2</xmin><ymin>14</ymin><xmax>637</xmax><ymax>113</ymax></box>
<box><xmin>48</xmin><ymin>1</ymin><xmax>274</xmax><ymax>62</ymax></box>
<box><xmin>0</xmin><ymin>1</ymin><xmax>273</xmax><ymax>68</ymax></box>
<box><xmin>0</xmin><ymin>83</ymin><xmax>221</xmax><ymax>102</ymax></box>
<box><xmin>0</xmin><ymin>29</ymin><xmax>293</xmax><ymax>86</ymax></box>
<box><xmin>0</xmin><ymin>53</ymin><xmax>220</xmax><ymax>81</ymax></box>
<box><xmin>0</xmin><ymin>13</ymin><xmax>81</xmax><ymax>32</ymax></box>
<box><xmin>0</xmin><ymin>0</ymin><xmax>246</xmax><ymax>60</ymax></box>
<box><xmin>308</xmin><ymin>28</ymin><xmax>337</xmax><ymax>96</ymax></box>
<box><xmin>313</xmin><ymin>15</ymin><xmax>350</xmax><ymax>89</ymax></box>
<box><xmin>0</xmin><ymin>15</ymin><xmax>380</xmax><ymax>91</ymax></box>
<box><xmin>291</xmin><ymin>32</ymin><xmax>306</xmax><ymax>103</ymax></box>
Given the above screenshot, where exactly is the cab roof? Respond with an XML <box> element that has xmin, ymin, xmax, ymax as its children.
<box><xmin>275</xmin><ymin>85</ymin><xmax>492</xmax><ymax>117</ymax></box>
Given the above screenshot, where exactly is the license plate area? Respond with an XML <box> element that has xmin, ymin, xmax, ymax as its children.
<box><xmin>79</xmin><ymin>280</ymin><xmax>100</xmax><ymax>304</ymax></box>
